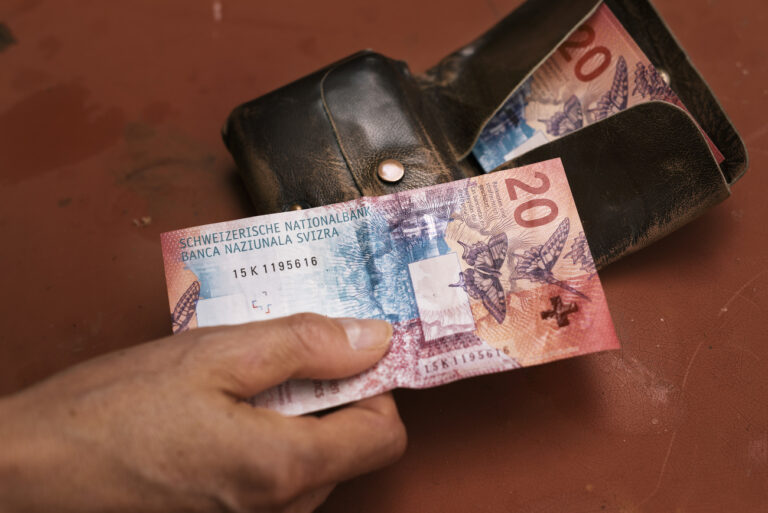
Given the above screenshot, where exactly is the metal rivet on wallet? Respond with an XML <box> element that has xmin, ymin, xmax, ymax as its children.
<box><xmin>286</xmin><ymin>203</ymin><xmax>306</xmax><ymax>211</ymax></box>
<box><xmin>658</xmin><ymin>68</ymin><xmax>671</xmax><ymax>86</ymax></box>
<box><xmin>377</xmin><ymin>159</ymin><xmax>405</xmax><ymax>183</ymax></box>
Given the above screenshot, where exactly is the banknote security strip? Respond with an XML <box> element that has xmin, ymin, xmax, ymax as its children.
<box><xmin>161</xmin><ymin>158</ymin><xmax>620</xmax><ymax>415</ymax></box>
<box><xmin>471</xmin><ymin>3</ymin><xmax>723</xmax><ymax>171</ymax></box>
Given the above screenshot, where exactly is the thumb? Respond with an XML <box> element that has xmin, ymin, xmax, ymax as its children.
<box><xmin>194</xmin><ymin>313</ymin><xmax>392</xmax><ymax>397</ymax></box>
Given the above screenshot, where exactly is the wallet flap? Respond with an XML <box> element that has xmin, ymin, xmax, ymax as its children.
<box><xmin>419</xmin><ymin>0</ymin><xmax>747</xmax><ymax>184</ymax></box>
<box><xmin>322</xmin><ymin>53</ymin><xmax>465</xmax><ymax>197</ymax></box>
<box><xmin>607</xmin><ymin>0</ymin><xmax>747</xmax><ymax>184</ymax></box>
<box><xmin>506</xmin><ymin>101</ymin><xmax>730</xmax><ymax>267</ymax></box>
<box><xmin>223</xmin><ymin>52</ymin><xmax>369</xmax><ymax>212</ymax></box>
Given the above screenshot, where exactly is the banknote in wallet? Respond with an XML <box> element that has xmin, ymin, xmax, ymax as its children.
<box><xmin>472</xmin><ymin>3</ymin><xmax>723</xmax><ymax>171</ymax></box>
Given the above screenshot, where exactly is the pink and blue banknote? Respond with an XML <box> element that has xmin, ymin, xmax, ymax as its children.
<box><xmin>161</xmin><ymin>158</ymin><xmax>619</xmax><ymax>414</ymax></box>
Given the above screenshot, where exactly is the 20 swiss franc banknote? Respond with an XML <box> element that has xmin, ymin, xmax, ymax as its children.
<box><xmin>161</xmin><ymin>159</ymin><xmax>620</xmax><ymax>415</ymax></box>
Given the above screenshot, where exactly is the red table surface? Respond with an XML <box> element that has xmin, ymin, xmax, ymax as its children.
<box><xmin>1</xmin><ymin>0</ymin><xmax>766</xmax><ymax>511</ymax></box>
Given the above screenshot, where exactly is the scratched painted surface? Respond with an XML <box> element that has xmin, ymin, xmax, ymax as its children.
<box><xmin>0</xmin><ymin>0</ymin><xmax>765</xmax><ymax>511</ymax></box>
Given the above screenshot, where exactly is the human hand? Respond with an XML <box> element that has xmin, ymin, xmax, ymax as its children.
<box><xmin>0</xmin><ymin>314</ymin><xmax>406</xmax><ymax>513</ymax></box>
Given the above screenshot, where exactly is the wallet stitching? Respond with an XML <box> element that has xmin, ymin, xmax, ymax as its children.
<box><xmin>318</xmin><ymin>63</ymin><xmax>364</xmax><ymax>195</ymax></box>
<box><xmin>389</xmin><ymin>62</ymin><xmax>459</xmax><ymax>181</ymax></box>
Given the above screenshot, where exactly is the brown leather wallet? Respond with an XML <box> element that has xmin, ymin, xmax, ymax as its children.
<box><xmin>222</xmin><ymin>0</ymin><xmax>747</xmax><ymax>269</ymax></box>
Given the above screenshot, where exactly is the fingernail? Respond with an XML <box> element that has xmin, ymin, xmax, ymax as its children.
<box><xmin>338</xmin><ymin>318</ymin><xmax>393</xmax><ymax>350</ymax></box>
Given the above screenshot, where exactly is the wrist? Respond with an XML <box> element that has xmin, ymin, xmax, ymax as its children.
<box><xmin>0</xmin><ymin>395</ymin><xmax>25</xmax><ymax>507</ymax></box>
<box><xmin>0</xmin><ymin>393</ymin><xmax>60</xmax><ymax>511</ymax></box>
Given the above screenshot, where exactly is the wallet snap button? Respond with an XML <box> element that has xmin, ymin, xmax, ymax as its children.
<box><xmin>285</xmin><ymin>201</ymin><xmax>309</xmax><ymax>211</ymax></box>
<box><xmin>377</xmin><ymin>159</ymin><xmax>405</xmax><ymax>183</ymax></box>
<box><xmin>657</xmin><ymin>68</ymin><xmax>671</xmax><ymax>86</ymax></box>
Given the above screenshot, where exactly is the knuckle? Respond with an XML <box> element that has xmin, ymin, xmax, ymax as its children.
<box><xmin>388</xmin><ymin>416</ymin><xmax>408</xmax><ymax>460</ymax></box>
<box><xmin>371</xmin><ymin>406</ymin><xmax>408</xmax><ymax>463</ymax></box>
<box><xmin>285</xmin><ymin>313</ymin><xmax>339</xmax><ymax>355</ymax></box>
<box><xmin>174</xmin><ymin>331</ymin><xmax>216</xmax><ymax>371</ymax></box>
<box><xmin>176</xmin><ymin>328</ymin><xmax>236</xmax><ymax>377</ymax></box>
<box><xmin>287</xmin><ymin>312</ymin><xmax>330</xmax><ymax>338</ymax></box>
<box><xmin>183</xmin><ymin>327</ymin><xmax>231</xmax><ymax>360</ymax></box>
<box><xmin>210</xmin><ymin>488</ymin><xmax>251</xmax><ymax>513</ymax></box>
<box><xmin>224</xmin><ymin>453</ymin><xmax>303</xmax><ymax>511</ymax></box>
<box><xmin>181</xmin><ymin>324</ymin><xmax>275</xmax><ymax>390</ymax></box>
<box><xmin>262</xmin><ymin>458</ymin><xmax>306</xmax><ymax>507</ymax></box>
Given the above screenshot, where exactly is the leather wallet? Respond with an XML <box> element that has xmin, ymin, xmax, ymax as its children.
<box><xmin>222</xmin><ymin>0</ymin><xmax>747</xmax><ymax>269</ymax></box>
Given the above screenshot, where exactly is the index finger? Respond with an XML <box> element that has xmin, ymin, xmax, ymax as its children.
<box><xmin>288</xmin><ymin>393</ymin><xmax>407</xmax><ymax>493</ymax></box>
